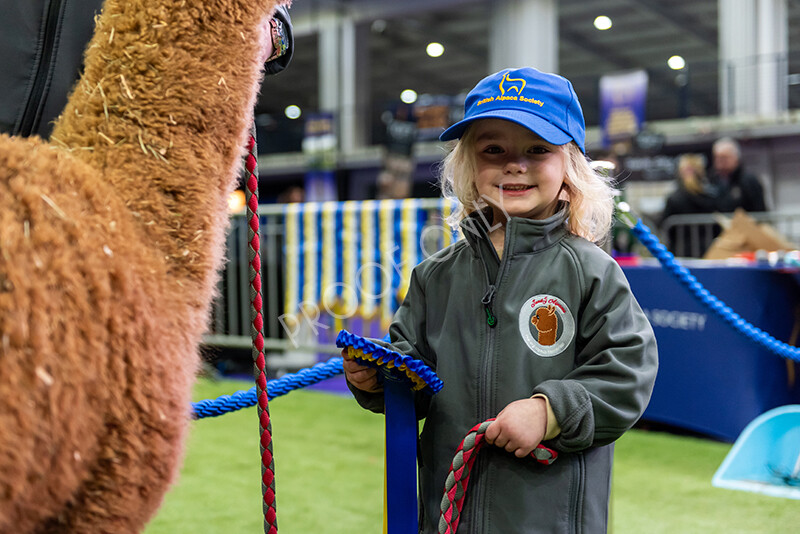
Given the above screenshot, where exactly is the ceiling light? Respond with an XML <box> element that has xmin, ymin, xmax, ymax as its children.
<box><xmin>426</xmin><ymin>42</ymin><xmax>445</xmax><ymax>58</ymax></box>
<box><xmin>371</xmin><ymin>19</ymin><xmax>387</xmax><ymax>34</ymax></box>
<box><xmin>668</xmin><ymin>55</ymin><xmax>686</xmax><ymax>70</ymax></box>
<box><xmin>284</xmin><ymin>105</ymin><xmax>302</xmax><ymax>119</ymax></box>
<box><xmin>400</xmin><ymin>89</ymin><xmax>418</xmax><ymax>104</ymax></box>
<box><xmin>594</xmin><ymin>16</ymin><xmax>612</xmax><ymax>31</ymax></box>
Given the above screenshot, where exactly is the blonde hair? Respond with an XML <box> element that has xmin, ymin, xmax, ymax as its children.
<box><xmin>676</xmin><ymin>153</ymin><xmax>707</xmax><ymax>195</ymax></box>
<box><xmin>439</xmin><ymin>125</ymin><xmax>616</xmax><ymax>243</ymax></box>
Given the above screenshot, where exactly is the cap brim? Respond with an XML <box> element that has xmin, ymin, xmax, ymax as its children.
<box><xmin>439</xmin><ymin>109</ymin><xmax>573</xmax><ymax>146</ymax></box>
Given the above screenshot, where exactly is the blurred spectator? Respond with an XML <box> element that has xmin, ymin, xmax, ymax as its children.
<box><xmin>660</xmin><ymin>139</ymin><xmax>768</xmax><ymax>256</ymax></box>
<box><xmin>708</xmin><ymin>137</ymin><xmax>767</xmax><ymax>213</ymax></box>
<box><xmin>277</xmin><ymin>185</ymin><xmax>305</xmax><ymax>203</ymax></box>
<box><xmin>662</xmin><ymin>154</ymin><xmax>709</xmax><ymax>217</ymax></box>
<box><xmin>660</xmin><ymin>154</ymin><xmax>714</xmax><ymax>255</ymax></box>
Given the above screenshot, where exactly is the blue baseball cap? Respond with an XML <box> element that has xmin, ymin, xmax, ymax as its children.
<box><xmin>439</xmin><ymin>67</ymin><xmax>586</xmax><ymax>153</ymax></box>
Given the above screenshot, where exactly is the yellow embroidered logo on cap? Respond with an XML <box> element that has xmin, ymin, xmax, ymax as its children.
<box><xmin>500</xmin><ymin>72</ymin><xmax>526</xmax><ymax>95</ymax></box>
<box><xmin>476</xmin><ymin>72</ymin><xmax>545</xmax><ymax>107</ymax></box>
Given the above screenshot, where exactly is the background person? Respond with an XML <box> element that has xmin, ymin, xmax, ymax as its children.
<box><xmin>660</xmin><ymin>153</ymin><xmax>714</xmax><ymax>256</ymax></box>
<box><xmin>708</xmin><ymin>137</ymin><xmax>767</xmax><ymax>214</ymax></box>
<box><xmin>659</xmin><ymin>138</ymin><xmax>768</xmax><ymax>256</ymax></box>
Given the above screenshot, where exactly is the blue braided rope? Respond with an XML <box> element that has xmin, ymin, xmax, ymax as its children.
<box><xmin>632</xmin><ymin>219</ymin><xmax>800</xmax><ymax>362</ymax></box>
<box><xmin>192</xmin><ymin>357</ymin><xmax>344</xmax><ymax>419</ymax></box>
<box><xmin>336</xmin><ymin>329</ymin><xmax>444</xmax><ymax>395</ymax></box>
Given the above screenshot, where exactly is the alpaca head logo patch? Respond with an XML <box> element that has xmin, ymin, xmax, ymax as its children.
<box><xmin>518</xmin><ymin>294</ymin><xmax>575</xmax><ymax>357</ymax></box>
<box><xmin>500</xmin><ymin>72</ymin><xmax>526</xmax><ymax>95</ymax></box>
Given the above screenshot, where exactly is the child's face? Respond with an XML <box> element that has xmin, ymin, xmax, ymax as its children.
<box><xmin>471</xmin><ymin>119</ymin><xmax>566</xmax><ymax>223</ymax></box>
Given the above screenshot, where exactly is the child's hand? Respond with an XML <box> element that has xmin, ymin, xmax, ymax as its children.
<box><xmin>341</xmin><ymin>349</ymin><xmax>382</xmax><ymax>393</ymax></box>
<box><xmin>484</xmin><ymin>397</ymin><xmax>548</xmax><ymax>458</ymax></box>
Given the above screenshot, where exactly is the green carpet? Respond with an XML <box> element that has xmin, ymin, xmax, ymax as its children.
<box><xmin>144</xmin><ymin>378</ymin><xmax>800</xmax><ymax>533</ymax></box>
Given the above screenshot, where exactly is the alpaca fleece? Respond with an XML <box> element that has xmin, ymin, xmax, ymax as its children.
<box><xmin>0</xmin><ymin>0</ymin><xmax>288</xmax><ymax>531</ymax></box>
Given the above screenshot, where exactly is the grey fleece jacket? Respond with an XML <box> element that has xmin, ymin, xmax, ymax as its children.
<box><xmin>349</xmin><ymin>207</ymin><xmax>658</xmax><ymax>533</ymax></box>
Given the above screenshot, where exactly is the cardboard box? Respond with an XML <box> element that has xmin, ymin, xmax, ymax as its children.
<box><xmin>703</xmin><ymin>208</ymin><xmax>797</xmax><ymax>260</ymax></box>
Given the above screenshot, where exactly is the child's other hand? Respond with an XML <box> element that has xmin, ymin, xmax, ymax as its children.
<box><xmin>342</xmin><ymin>349</ymin><xmax>382</xmax><ymax>393</ymax></box>
<box><xmin>484</xmin><ymin>397</ymin><xmax>547</xmax><ymax>458</ymax></box>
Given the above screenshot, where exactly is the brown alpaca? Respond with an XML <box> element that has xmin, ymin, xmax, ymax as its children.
<box><xmin>0</xmin><ymin>0</ymin><xmax>288</xmax><ymax>532</ymax></box>
<box><xmin>531</xmin><ymin>304</ymin><xmax>558</xmax><ymax>346</ymax></box>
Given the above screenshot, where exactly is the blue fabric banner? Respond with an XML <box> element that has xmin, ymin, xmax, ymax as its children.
<box><xmin>599</xmin><ymin>70</ymin><xmax>648</xmax><ymax>148</ymax></box>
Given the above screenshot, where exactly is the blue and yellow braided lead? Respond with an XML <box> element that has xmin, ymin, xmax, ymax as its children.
<box><xmin>336</xmin><ymin>330</ymin><xmax>443</xmax><ymax>395</ymax></box>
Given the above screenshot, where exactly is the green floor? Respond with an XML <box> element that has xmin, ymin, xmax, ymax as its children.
<box><xmin>144</xmin><ymin>379</ymin><xmax>800</xmax><ymax>533</ymax></box>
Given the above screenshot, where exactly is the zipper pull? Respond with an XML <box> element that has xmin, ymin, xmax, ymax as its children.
<box><xmin>481</xmin><ymin>285</ymin><xmax>497</xmax><ymax>328</ymax></box>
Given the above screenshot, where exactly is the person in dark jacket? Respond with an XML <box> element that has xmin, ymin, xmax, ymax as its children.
<box><xmin>661</xmin><ymin>138</ymin><xmax>767</xmax><ymax>220</ymax></box>
<box><xmin>708</xmin><ymin>137</ymin><xmax>767</xmax><ymax>213</ymax></box>
<box><xmin>0</xmin><ymin>2</ymin><xmax>293</xmax><ymax>138</ymax></box>
<box><xmin>660</xmin><ymin>138</ymin><xmax>767</xmax><ymax>256</ymax></box>
<box><xmin>344</xmin><ymin>67</ymin><xmax>658</xmax><ymax>533</ymax></box>
<box><xmin>660</xmin><ymin>153</ymin><xmax>716</xmax><ymax>256</ymax></box>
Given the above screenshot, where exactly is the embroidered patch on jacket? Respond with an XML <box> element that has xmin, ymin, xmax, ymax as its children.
<box><xmin>518</xmin><ymin>294</ymin><xmax>575</xmax><ymax>357</ymax></box>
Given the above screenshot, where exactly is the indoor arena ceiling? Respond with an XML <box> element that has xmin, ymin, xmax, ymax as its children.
<box><xmin>255</xmin><ymin>0</ymin><xmax>800</xmax><ymax>138</ymax></box>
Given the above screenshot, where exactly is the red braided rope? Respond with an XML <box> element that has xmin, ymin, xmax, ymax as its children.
<box><xmin>438</xmin><ymin>418</ymin><xmax>558</xmax><ymax>534</ymax></box>
<box><xmin>244</xmin><ymin>131</ymin><xmax>277</xmax><ymax>534</ymax></box>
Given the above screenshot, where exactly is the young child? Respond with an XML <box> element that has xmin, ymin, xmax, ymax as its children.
<box><xmin>344</xmin><ymin>67</ymin><xmax>658</xmax><ymax>533</ymax></box>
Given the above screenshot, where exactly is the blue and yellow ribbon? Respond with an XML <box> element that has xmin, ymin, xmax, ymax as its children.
<box><xmin>441</xmin><ymin>197</ymin><xmax>458</xmax><ymax>249</ymax></box>
<box><xmin>321</xmin><ymin>201</ymin><xmax>337</xmax><ymax>313</ymax></box>
<box><xmin>360</xmin><ymin>200</ymin><xmax>377</xmax><ymax>319</ymax></box>
<box><xmin>379</xmin><ymin>200</ymin><xmax>396</xmax><ymax>331</ymax></box>
<box><xmin>397</xmin><ymin>198</ymin><xmax>419</xmax><ymax>303</ymax></box>
<box><xmin>303</xmin><ymin>202</ymin><xmax>320</xmax><ymax>307</ymax></box>
<box><xmin>283</xmin><ymin>203</ymin><xmax>301</xmax><ymax>319</ymax></box>
<box><xmin>342</xmin><ymin>201</ymin><xmax>359</xmax><ymax>318</ymax></box>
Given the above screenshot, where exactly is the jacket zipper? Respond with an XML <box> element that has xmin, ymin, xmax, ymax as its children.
<box><xmin>470</xmin><ymin>315</ymin><xmax>495</xmax><ymax>532</ymax></box>
<box><xmin>470</xmin><ymin>268</ymin><xmax>496</xmax><ymax>532</ymax></box>
<box><xmin>570</xmin><ymin>452</ymin><xmax>586</xmax><ymax>534</ymax></box>
<box><xmin>481</xmin><ymin>285</ymin><xmax>497</xmax><ymax>328</ymax></box>
<box><xmin>17</xmin><ymin>0</ymin><xmax>64</xmax><ymax>136</ymax></box>
<box><xmin>471</xmin><ymin>226</ymin><xmax>511</xmax><ymax>532</ymax></box>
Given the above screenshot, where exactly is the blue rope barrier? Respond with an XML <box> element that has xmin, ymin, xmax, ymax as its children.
<box><xmin>192</xmin><ymin>357</ymin><xmax>344</xmax><ymax>419</ymax></box>
<box><xmin>631</xmin><ymin>219</ymin><xmax>800</xmax><ymax>362</ymax></box>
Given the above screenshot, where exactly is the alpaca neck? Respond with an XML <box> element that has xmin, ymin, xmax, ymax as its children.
<box><xmin>49</xmin><ymin>0</ymin><xmax>278</xmax><ymax>286</ymax></box>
